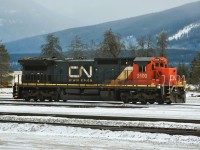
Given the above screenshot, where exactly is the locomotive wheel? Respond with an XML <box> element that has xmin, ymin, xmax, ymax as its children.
<box><xmin>149</xmin><ymin>101</ymin><xmax>154</xmax><ymax>104</ymax></box>
<box><xmin>166</xmin><ymin>101</ymin><xmax>172</xmax><ymax>104</ymax></box>
<box><xmin>122</xmin><ymin>97</ymin><xmax>128</xmax><ymax>103</ymax></box>
<box><xmin>55</xmin><ymin>95</ymin><xmax>60</xmax><ymax>102</ymax></box>
<box><xmin>121</xmin><ymin>93</ymin><xmax>129</xmax><ymax>103</ymax></box>
<box><xmin>141</xmin><ymin>101</ymin><xmax>147</xmax><ymax>105</ymax></box>
<box><xmin>178</xmin><ymin>93</ymin><xmax>186</xmax><ymax>103</ymax></box>
<box><xmin>34</xmin><ymin>98</ymin><xmax>38</xmax><ymax>102</ymax></box>
<box><xmin>38</xmin><ymin>95</ymin><xmax>44</xmax><ymax>102</ymax></box>
<box><xmin>24</xmin><ymin>97</ymin><xmax>30</xmax><ymax>102</ymax></box>
<box><xmin>157</xmin><ymin>96</ymin><xmax>164</xmax><ymax>104</ymax></box>
<box><xmin>49</xmin><ymin>97</ymin><xmax>52</xmax><ymax>102</ymax></box>
<box><xmin>51</xmin><ymin>91</ymin><xmax>60</xmax><ymax>102</ymax></box>
<box><xmin>158</xmin><ymin>100</ymin><xmax>164</xmax><ymax>104</ymax></box>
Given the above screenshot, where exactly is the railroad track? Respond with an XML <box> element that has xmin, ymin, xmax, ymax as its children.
<box><xmin>0</xmin><ymin>112</ymin><xmax>200</xmax><ymax>136</ymax></box>
<box><xmin>1</xmin><ymin>96</ymin><xmax>200</xmax><ymax>136</ymax></box>
<box><xmin>1</xmin><ymin>95</ymin><xmax>199</xmax><ymax>107</ymax></box>
<box><xmin>0</xmin><ymin>101</ymin><xmax>147</xmax><ymax>109</ymax></box>
<box><xmin>1</xmin><ymin>101</ymin><xmax>200</xmax><ymax>110</ymax></box>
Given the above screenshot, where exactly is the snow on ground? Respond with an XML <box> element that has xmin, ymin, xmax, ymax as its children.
<box><xmin>1</xmin><ymin>115</ymin><xmax>200</xmax><ymax>130</ymax></box>
<box><xmin>0</xmin><ymin>123</ymin><xmax>200</xmax><ymax>150</ymax></box>
<box><xmin>0</xmin><ymin>101</ymin><xmax>200</xmax><ymax>120</ymax></box>
<box><xmin>0</xmin><ymin>88</ymin><xmax>200</xmax><ymax>149</ymax></box>
<box><xmin>0</xmin><ymin>88</ymin><xmax>12</xmax><ymax>94</ymax></box>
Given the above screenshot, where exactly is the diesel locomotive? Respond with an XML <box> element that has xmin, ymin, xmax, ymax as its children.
<box><xmin>13</xmin><ymin>56</ymin><xmax>186</xmax><ymax>104</ymax></box>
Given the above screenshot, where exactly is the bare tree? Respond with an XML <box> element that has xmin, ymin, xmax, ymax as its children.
<box><xmin>88</xmin><ymin>40</ymin><xmax>98</xmax><ymax>58</ymax></box>
<box><xmin>68</xmin><ymin>35</ymin><xmax>88</xmax><ymax>59</ymax></box>
<box><xmin>128</xmin><ymin>43</ymin><xmax>138</xmax><ymax>57</ymax></box>
<box><xmin>138</xmin><ymin>36</ymin><xmax>146</xmax><ymax>50</ymax></box>
<box><xmin>146</xmin><ymin>35</ymin><xmax>154</xmax><ymax>57</ymax></box>
<box><xmin>137</xmin><ymin>36</ymin><xmax>146</xmax><ymax>57</ymax></box>
<box><xmin>156</xmin><ymin>31</ymin><xmax>168</xmax><ymax>57</ymax></box>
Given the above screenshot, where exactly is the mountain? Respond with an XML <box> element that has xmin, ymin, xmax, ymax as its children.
<box><xmin>0</xmin><ymin>0</ymin><xmax>80</xmax><ymax>42</ymax></box>
<box><xmin>169</xmin><ymin>21</ymin><xmax>200</xmax><ymax>49</ymax></box>
<box><xmin>5</xmin><ymin>1</ymin><xmax>200</xmax><ymax>54</ymax></box>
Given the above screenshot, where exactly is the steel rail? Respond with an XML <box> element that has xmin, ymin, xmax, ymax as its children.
<box><xmin>0</xmin><ymin>101</ymin><xmax>147</xmax><ymax>108</ymax></box>
<box><xmin>0</xmin><ymin>116</ymin><xmax>199</xmax><ymax>137</ymax></box>
<box><xmin>0</xmin><ymin>112</ymin><xmax>200</xmax><ymax>124</ymax></box>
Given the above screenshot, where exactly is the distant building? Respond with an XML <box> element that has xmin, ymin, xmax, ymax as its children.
<box><xmin>12</xmin><ymin>71</ymin><xmax>22</xmax><ymax>85</ymax></box>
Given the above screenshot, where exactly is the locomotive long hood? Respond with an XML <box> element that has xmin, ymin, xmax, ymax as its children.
<box><xmin>18</xmin><ymin>57</ymin><xmax>55</xmax><ymax>66</ymax></box>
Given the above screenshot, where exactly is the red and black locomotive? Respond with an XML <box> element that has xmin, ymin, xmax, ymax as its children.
<box><xmin>13</xmin><ymin>56</ymin><xmax>186</xmax><ymax>104</ymax></box>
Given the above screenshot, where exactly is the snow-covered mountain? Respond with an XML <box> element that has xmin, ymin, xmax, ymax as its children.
<box><xmin>169</xmin><ymin>21</ymin><xmax>200</xmax><ymax>49</ymax></box>
<box><xmin>169</xmin><ymin>23</ymin><xmax>200</xmax><ymax>41</ymax></box>
<box><xmin>0</xmin><ymin>0</ymin><xmax>80</xmax><ymax>42</ymax></box>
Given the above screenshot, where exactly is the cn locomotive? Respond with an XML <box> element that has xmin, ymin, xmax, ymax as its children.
<box><xmin>13</xmin><ymin>56</ymin><xmax>186</xmax><ymax>104</ymax></box>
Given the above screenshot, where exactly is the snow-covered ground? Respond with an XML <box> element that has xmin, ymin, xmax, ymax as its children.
<box><xmin>0</xmin><ymin>88</ymin><xmax>200</xmax><ymax>149</ymax></box>
<box><xmin>0</xmin><ymin>123</ymin><xmax>200</xmax><ymax>150</ymax></box>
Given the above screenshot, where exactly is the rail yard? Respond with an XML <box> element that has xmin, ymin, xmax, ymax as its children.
<box><xmin>0</xmin><ymin>88</ymin><xmax>200</xmax><ymax>149</ymax></box>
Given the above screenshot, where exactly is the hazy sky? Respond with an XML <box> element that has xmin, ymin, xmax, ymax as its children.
<box><xmin>33</xmin><ymin>0</ymin><xmax>200</xmax><ymax>26</ymax></box>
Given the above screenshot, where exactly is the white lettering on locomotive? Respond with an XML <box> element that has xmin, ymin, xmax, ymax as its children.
<box><xmin>154</xmin><ymin>58</ymin><xmax>160</xmax><ymax>62</ymax></box>
<box><xmin>69</xmin><ymin>66</ymin><xmax>92</xmax><ymax>78</ymax></box>
<box><xmin>137</xmin><ymin>73</ymin><xmax>148</xmax><ymax>79</ymax></box>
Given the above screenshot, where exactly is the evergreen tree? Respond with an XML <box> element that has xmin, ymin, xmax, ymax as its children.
<box><xmin>41</xmin><ymin>34</ymin><xmax>63</xmax><ymax>58</ymax></box>
<box><xmin>156</xmin><ymin>31</ymin><xmax>168</xmax><ymax>57</ymax></box>
<box><xmin>0</xmin><ymin>43</ymin><xmax>12</xmax><ymax>86</ymax></box>
<box><xmin>189</xmin><ymin>52</ymin><xmax>200</xmax><ymax>90</ymax></box>
<box><xmin>177</xmin><ymin>63</ymin><xmax>189</xmax><ymax>80</ymax></box>
<box><xmin>98</xmin><ymin>29</ymin><xmax>124</xmax><ymax>58</ymax></box>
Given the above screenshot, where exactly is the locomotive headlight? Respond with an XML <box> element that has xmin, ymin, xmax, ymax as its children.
<box><xmin>157</xmin><ymin>84</ymin><xmax>161</xmax><ymax>89</ymax></box>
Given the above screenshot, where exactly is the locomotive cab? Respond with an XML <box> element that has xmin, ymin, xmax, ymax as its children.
<box><xmin>131</xmin><ymin>57</ymin><xmax>154</xmax><ymax>85</ymax></box>
<box><xmin>131</xmin><ymin>57</ymin><xmax>180</xmax><ymax>86</ymax></box>
<box><xmin>151</xmin><ymin>57</ymin><xmax>176</xmax><ymax>85</ymax></box>
<box><xmin>129</xmin><ymin>57</ymin><xmax>186</xmax><ymax>104</ymax></box>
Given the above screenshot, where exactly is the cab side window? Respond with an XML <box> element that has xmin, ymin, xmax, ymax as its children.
<box><xmin>152</xmin><ymin>64</ymin><xmax>155</xmax><ymax>70</ymax></box>
<box><xmin>156</xmin><ymin>63</ymin><xmax>159</xmax><ymax>67</ymax></box>
<box><xmin>139</xmin><ymin>65</ymin><xmax>146</xmax><ymax>72</ymax></box>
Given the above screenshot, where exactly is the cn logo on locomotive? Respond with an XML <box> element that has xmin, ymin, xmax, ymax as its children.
<box><xmin>69</xmin><ymin>66</ymin><xmax>93</xmax><ymax>78</ymax></box>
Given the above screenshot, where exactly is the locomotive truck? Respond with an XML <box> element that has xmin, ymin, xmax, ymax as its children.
<box><xmin>13</xmin><ymin>56</ymin><xmax>186</xmax><ymax>104</ymax></box>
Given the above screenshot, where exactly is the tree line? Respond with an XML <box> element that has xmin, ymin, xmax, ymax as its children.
<box><xmin>41</xmin><ymin>29</ymin><xmax>169</xmax><ymax>59</ymax></box>
<box><xmin>0</xmin><ymin>28</ymin><xmax>200</xmax><ymax>89</ymax></box>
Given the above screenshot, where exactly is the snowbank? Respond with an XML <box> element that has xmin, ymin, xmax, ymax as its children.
<box><xmin>0</xmin><ymin>88</ymin><xmax>12</xmax><ymax>94</ymax></box>
<box><xmin>0</xmin><ymin>115</ymin><xmax>200</xmax><ymax>131</ymax></box>
<box><xmin>0</xmin><ymin>123</ymin><xmax>199</xmax><ymax>147</ymax></box>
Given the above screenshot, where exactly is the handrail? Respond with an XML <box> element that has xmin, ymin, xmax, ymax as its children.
<box><xmin>177</xmin><ymin>75</ymin><xmax>180</xmax><ymax>85</ymax></box>
<box><xmin>181</xmin><ymin>75</ymin><xmax>185</xmax><ymax>85</ymax></box>
<box><xmin>168</xmin><ymin>75</ymin><xmax>174</xmax><ymax>94</ymax></box>
<box><xmin>161</xmin><ymin>75</ymin><xmax>165</xmax><ymax>95</ymax></box>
